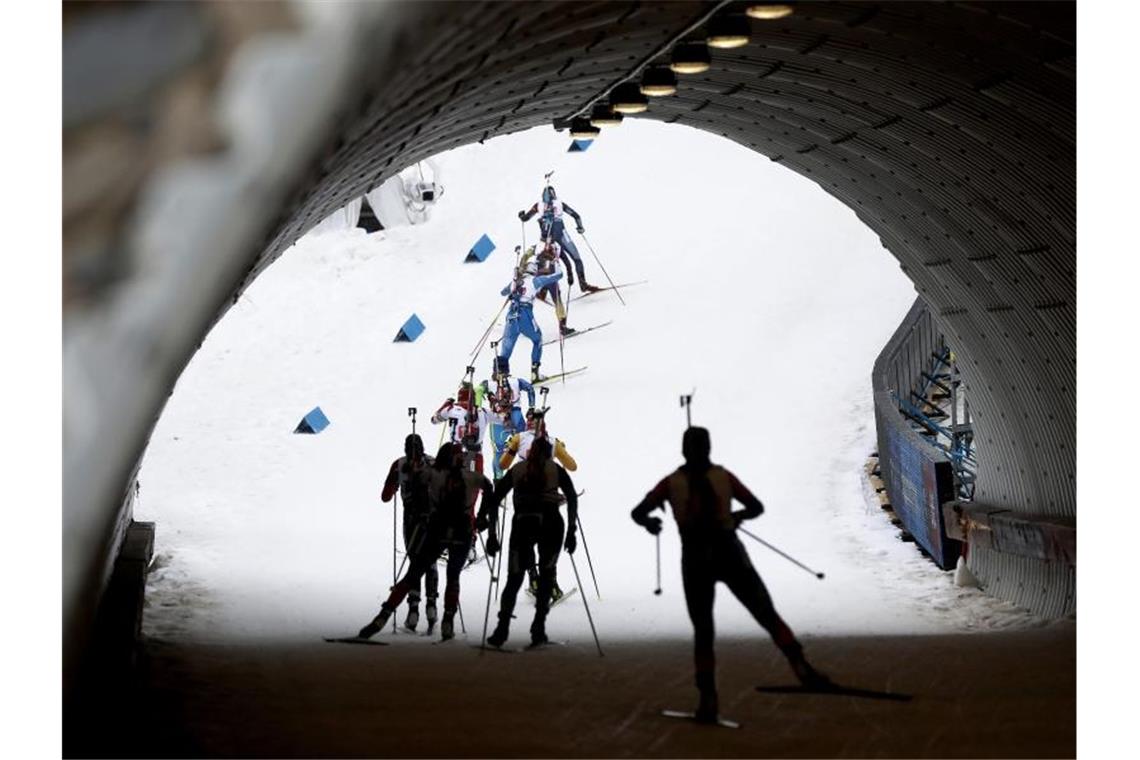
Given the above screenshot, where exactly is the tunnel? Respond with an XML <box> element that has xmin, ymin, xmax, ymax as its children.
<box><xmin>62</xmin><ymin>1</ymin><xmax>1075</xmax><ymax>756</ymax></box>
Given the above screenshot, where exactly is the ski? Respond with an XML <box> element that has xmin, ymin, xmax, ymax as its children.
<box><xmin>755</xmin><ymin>684</ymin><xmax>912</xmax><ymax>702</ymax></box>
<box><xmin>551</xmin><ymin>587</ymin><xmax>578</xmax><ymax>607</ymax></box>
<box><xmin>323</xmin><ymin>636</ymin><xmax>390</xmax><ymax>646</ymax></box>
<box><xmin>571</xmin><ymin>280</ymin><xmax>648</xmax><ymax>302</ymax></box>
<box><xmin>660</xmin><ymin>710</ymin><xmax>740</xmax><ymax>729</ymax></box>
<box><xmin>471</xmin><ymin>643</ymin><xmax>519</xmax><ymax>654</ymax></box>
<box><xmin>543</xmin><ymin>321</ymin><xmax>613</xmax><ymax>346</ymax></box>
<box><xmin>533</xmin><ymin>367</ymin><xmax>587</xmax><ymax>385</ymax></box>
<box><xmin>524</xmin><ymin>639</ymin><xmax>568</xmax><ymax>651</ymax></box>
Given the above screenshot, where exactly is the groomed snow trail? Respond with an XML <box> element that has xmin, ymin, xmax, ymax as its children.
<box><xmin>138</xmin><ymin>121</ymin><xmax>1038</xmax><ymax>644</ymax></box>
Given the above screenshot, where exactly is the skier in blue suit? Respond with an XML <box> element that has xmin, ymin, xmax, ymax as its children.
<box><xmin>498</xmin><ymin>259</ymin><xmax>563</xmax><ymax>383</ymax></box>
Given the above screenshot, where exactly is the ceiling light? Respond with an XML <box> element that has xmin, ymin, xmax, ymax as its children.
<box><xmin>569</xmin><ymin>117</ymin><xmax>600</xmax><ymax>139</ymax></box>
<box><xmin>707</xmin><ymin>15</ymin><xmax>750</xmax><ymax>49</ymax></box>
<box><xmin>589</xmin><ymin>104</ymin><xmax>624</xmax><ymax>127</ymax></box>
<box><xmin>640</xmin><ymin>67</ymin><xmax>678</xmax><ymax>97</ymax></box>
<box><xmin>610</xmin><ymin>82</ymin><xmax>648</xmax><ymax>114</ymax></box>
<box><xmin>746</xmin><ymin>3</ymin><xmax>795</xmax><ymax>20</ymax></box>
<box><xmin>670</xmin><ymin>42</ymin><xmax>711</xmax><ymax>74</ymax></box>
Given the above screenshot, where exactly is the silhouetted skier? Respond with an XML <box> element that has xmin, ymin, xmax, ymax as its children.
<box><xmin>483</xmin><ymin>437</ymin><xmax>578</xmax><ymax>648</ymax></box>
<box><xmin>631</xmin><ymin>427</ymin><xmax>829</xmax><ymax>724</ymax></box>
<box><xmin>359</xmin><ymin>443</ymin><xmax>494</xmax><ymax>641</ymax></box>
<box><xmin>380</xmin><ymin>433</ymin><xmax>437</xmax><ymax>632</ymax></box>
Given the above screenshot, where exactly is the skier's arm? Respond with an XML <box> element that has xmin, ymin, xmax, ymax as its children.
<box><xmin>381</xmin><ymin>460</ymin><xmax>400</xmax><ymax>502</ymax></box>
<box><xmin>533</xmin><ymin>270</ymin><xmax>563</xmax><ymax>290</ymax></box>
<box><xmin>474</xmin><ymin>476</ymin><xmax>497</xmax><ymax>531</ymax></box>
<box><xmin>518</xmin><ymin>378</ymin><xmax>536</xmax><ymax>408</ymax></box>
<box><xmin>499</xmin><ymin>433</ymin><xmax>521</xmax><ymax>471</ymax></box>
<box><xmin>631</xmin><ymin>477</ymin><xmax>670</xmax><ymax>533</ymax></box>
<box><xmin>557</xmin><ymin>466</ymin><xmax>579</xmax><ymax>531</ymax></box>
<box><xmin>727</xmin><ymin>469</ymin><xmax>765</xmax><ymax>522</ymax></box>
<box><xmin>561</xmin><ymin>202</ymin><xmax>584</xmax><ymax>231</ymax></box>
<box><xmin>431</xmin><ymin>399</ymin><xmax>454</xmax><ymax>424</ymax></box>
<box><xmin>518</xmin><ymin>203</ymin><xmax>539</xmax><ymax>222</ymax></box>
<box><xmin>554</xmin><ymin>439</ymin><xmax>577</xmax><ymax>472</ymax></box>
<box><xmin>490</xmin><ymin>471</ymin><xmax>515</xmax><ymax>509</ymax></box>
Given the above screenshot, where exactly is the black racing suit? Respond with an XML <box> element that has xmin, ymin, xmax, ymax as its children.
<box><xmin>631</xmin><ymin>463</ymin><xmax>802</xmax><ymax>697</ymax></box>
<box><xmin>381</xmin><ymin>455</ymin><xmax>437</xmax><ymax>606</ymax></box>
<box><xmin>383</xmin><ymin>467</ymin><xmax>494</xmax><ymax>616</ymax></box>
<box><xmin>489</xmin><ymin>459</ymin><xmax>578</xmax><ymax>631</ymax></box>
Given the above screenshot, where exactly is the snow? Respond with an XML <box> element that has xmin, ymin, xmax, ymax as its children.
<box><xmin>137</xmin><ymin>120</ymin><xmax>1041</xmax><ymax>645</ymax></box>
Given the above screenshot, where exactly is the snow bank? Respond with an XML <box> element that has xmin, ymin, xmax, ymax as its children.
<box><xmin>138</xmin><ymin>121</ymin><xmax>1041</xmax><ymax>644</ymax></box>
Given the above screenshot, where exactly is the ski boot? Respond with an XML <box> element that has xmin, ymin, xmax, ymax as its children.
<box><xmin>531</xmin><ymin>362</ymin><xmax>542</xmax><ymax>384</ymax></box>
<box><xmin>526</xmin><ymin>571</ymin><xmax>539</xmax><ymax>597</ymax></box>
<box><xmin>694</xmin><ymin>671</ymin><xmax>719</xmax><ymax>723</ymax></box>
<box><xmin>440</xmin><ymin>610</ymin><xmax>456</xmax><ymax>641</ymax></box>
<box><xmin>404</xmin><ymin>603</ymin><xmax>419</xmax><ymax>632</ymax></box>
<box><xmin>529</xmin><ymin>615</ymin><xmax>549</xmax><ymax>647</ymax></box>
<box><xmin>580</xmin><ymin>281</ymin><xmax>602</xmax><ymax>294</ymax></box>
<box><xmin>425</xmin><ymin>600</ymin><xmax>438</xmax><ymax>634</ymax></box>
<box><xmin>559</xmin><ymin>318</ymin><xmax>576</xmax><ymax>337</ymax></box>
<box><xmin>789</xmin><ymin>652</ymin><xmax>831</xmax><ymax>689</ymax></box>
<box><xmin>357</xmin><ymin>603</ymin><xmax>394</xmax><ymax>639</ymax></box>
<box><xmin>550</xmin><ymin>582</ymin><xmax>564</xmax><ymax>604</ymax></box>
<box><xmin>486</xmin><ymin>613</ymin><xmax>511</xmax><ymax>648</ymax></box>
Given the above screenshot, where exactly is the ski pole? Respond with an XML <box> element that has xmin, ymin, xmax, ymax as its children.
<box><xmin>469</xmin><ymin>296</ymin><xmax>511</xmax><ymax>360</ymax></box>
<box><xmin>575</xmin><ymin>513</ymin><xmax>602</xmax><ymax>600</ymax></box>
<box><xmin>568</xmin><ymin>552</ymin><xmax>604</xmax><ymax>657</ymax></box>
<box><xmin>392</xmin><ymin>493</ymin><xmax>399</xmax><ymax>634</ymax></box>
<box><xmin>479</xmin><ymin>541</ymin><xmax>497</xmax><ymax>654</ymax></box>
<box><xmin>738</xmin><ymin>527</ymin><xmax>826</xmax><ymax>579</ymax></box>
<box><xmin>654</xmin><ymin>533</ymin><xmax>662</xmax><ymax>595</ymax></box>
<box><xmin>579</xmin><ymin>232</ymin><xmax>625</xmax><ymax>306</ymax></box>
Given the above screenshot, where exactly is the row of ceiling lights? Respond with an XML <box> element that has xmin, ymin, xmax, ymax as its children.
<box><xmin>569</xmin><ymin>3</ymin><xmax>794</xmax><ymax>138</ymax></box>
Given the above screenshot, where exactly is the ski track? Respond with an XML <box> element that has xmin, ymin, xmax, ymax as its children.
<box><xmin>137</xmin><ymin>121</ymin><xmax>1042</xmax><ymax>645</ymax></box>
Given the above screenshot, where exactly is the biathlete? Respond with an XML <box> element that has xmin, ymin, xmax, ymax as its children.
<box><xmin>630</xmin><ymin>427</ymin><xmax>830</xmax><ymax>724</ymax></box>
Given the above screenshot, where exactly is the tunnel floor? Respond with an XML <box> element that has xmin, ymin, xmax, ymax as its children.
<box><xmin>78</xmin><ymin>622</ymin><xmax>1074</xmax><ymax>758</ymax></box>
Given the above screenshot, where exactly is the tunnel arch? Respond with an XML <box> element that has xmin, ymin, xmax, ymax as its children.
<box><xmin>250</xmin><ymin>2</ymin><xmax>1074</xmax><ymax>517</ymax></box>
<box><xmin>64</xmin><ymin>0</ymin><xmax>1074</xmax><ymax>676</ymax></box>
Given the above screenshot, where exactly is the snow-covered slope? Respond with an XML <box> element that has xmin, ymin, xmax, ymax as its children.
<box><xmin>137</xmin><ymin>121</ymin><xmax>1036</xmax><ymax>644</ymax></box>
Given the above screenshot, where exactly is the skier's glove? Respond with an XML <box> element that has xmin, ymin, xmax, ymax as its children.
<box><xmin>641</xmin><ymin>516</ymin><xmax>663</xmax><ymax>536</ymax></box>
<box><xmin>564</xmin><ymin>531</ymin><xmax>578</xmax><ymax>554</ymax></box>
<box><xmin>475</xmin><ymin>513</ymin><xmax>489</xmax><ymax>531</ymax></box>
<box><xmin>518</xmin><ymin>210</ymin><xmax>527</xmax><ymax>221</ymax></box>
<box><xmin>576</xmin><ymin>225</ymin><xmax>585</xmax><ymax>234</ymax></box>
<box><xmin>486</xmin><ymin>534</ymin><xmax>501</xmax><ymax>557</ymax></box>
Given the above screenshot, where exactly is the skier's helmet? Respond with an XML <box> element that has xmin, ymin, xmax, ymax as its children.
<box><xmin>542</xmin><ymin>185</ymin><xmax>556</xmax><ymax>204</ymax></box>
<box><xmin>456</xmin><ymin>382</ymin><xmax>473</xmax><ymax>408</ymax></box>
<box><xmin>404</xmin><ymin>433</ymin><xmax>424</xmax><ymax>459</ymax></box>
<box><xmin>682</xmin><ymin>426</ymin><xmax>712</xmax><ymax>465</ymax></box>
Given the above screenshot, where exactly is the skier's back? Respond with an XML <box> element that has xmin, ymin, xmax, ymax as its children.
<box><xmin>631</xmin><ymin>427</ymin><xmax>829</xmax><ymax>723</ymax></box>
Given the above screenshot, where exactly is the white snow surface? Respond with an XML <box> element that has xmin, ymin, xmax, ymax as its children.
<box><xmin>137</xmin><ymin>121</ymin><xmax>1041</xmax><ymax>644</ymax></box>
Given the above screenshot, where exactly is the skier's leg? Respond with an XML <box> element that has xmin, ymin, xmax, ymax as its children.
<box><xmin>489</xmin><ymin>516</ymin><xmax>534</xmax><ymax>646</ymax></box>
<box><xmin>439</xmin><ymin>535</ymin><xmax>468</xmax><ymax>639</ymax></box>
<box><xmin>358</xmin><ymin>538</ymin><xmax>441</xmax><ymax>638</ymax></box>
<box><xmin>561</xmin><ymin>233</ymin><xmax>589</xmax><ymax>288</ymax></box>
<box><xmin>681</xmin><ymin>543</ymin><xmax>719</xmax><ymax>720</ymax></box>
<box><xmin>720</xmin><ymin>537</ymin><xmax>828</xmax><ymax>686</ymax></box>
<box><xmin>402</xmin><ymin>516</ymin><xmax>422</xmax><ymax>629</ymax></box>
<box><xmin>519</xmin><ymin>308</ymin><xmax>543</xmax><ymax>380</ymax></box>
<box><xmin>530</xmin><ymin>512</ymin><xmax>564</xmax><ymax>644</ymax></box>
<box><xmin>498</xmin><ymin>319</ymin><xmax>520</xmax><ymax>365</ymax></box>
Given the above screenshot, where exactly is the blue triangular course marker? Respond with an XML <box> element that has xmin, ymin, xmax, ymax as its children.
<box><xmin>465</xmin><ymin>233</ymin><xmax>496</xmax><ymax>263</ymax></box>
<box><xmin>394</xmin><ymin>313</ymin><xmax>425</xmax><ymax>343</ymax></box>
<box><xmin>294</xmin><ymin>406</ymin><xmax>330</xmax><ymax>434</ymax></box>
<box><xmin>568</xmin><ymin>139</ymin><xmax>593</xmax><ymax>152</ymax></box>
